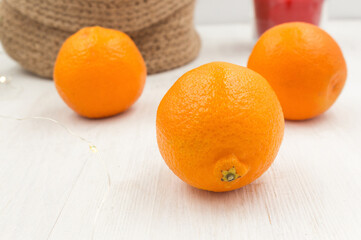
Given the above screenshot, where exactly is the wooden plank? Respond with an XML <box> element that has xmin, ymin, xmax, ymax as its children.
<box><xmin>0</xmin><ymin>22</ymin><xmax>360</xmax><ymax>240</ymax></box>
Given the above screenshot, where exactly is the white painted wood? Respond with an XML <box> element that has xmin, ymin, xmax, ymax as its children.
<box><xmin>1</xmin><ymin>21</ymin><xmax>361</xmax><ymax>240</ymax></box>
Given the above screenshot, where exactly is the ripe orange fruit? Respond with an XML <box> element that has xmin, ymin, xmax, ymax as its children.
<box><xmin>156</xmin><ymin>62</ymin><xmax>284</xmax><ymax>192</ymax></box>
<box><xmin>54</xmin><ymin>26</ymin><xmax>146</xmax><ymax>118</ymax></box>
<box><xmin>248</xmin><ymin>22</ymin><xmax>347</xmax><ymax>120</ymax></box>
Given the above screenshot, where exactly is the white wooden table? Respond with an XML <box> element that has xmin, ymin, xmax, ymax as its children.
<box><xmin>1</xmin><ymin>22</ymin><xmax>361</xmax><ymax>240</ymax></box>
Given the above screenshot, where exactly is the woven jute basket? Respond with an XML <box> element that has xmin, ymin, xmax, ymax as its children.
<box><xmin>0</xmin><ymin>0</ymin><xmax>201</xmax><ymax>78</ymax></box>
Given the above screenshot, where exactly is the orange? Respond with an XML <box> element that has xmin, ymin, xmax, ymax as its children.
<box><xmin>248</xmin><ymin>22</ymin><xmax>347</xmax><ymax>120</ymax></box>
<box><xmin>156</xmin><ymin>62</ymin><xmax>284</xmax><ymax>192</ymax></box>
<box><xmin>54</xmin><ymin>26</ymin><xmax>146</xmax><ymax>118</ymax></box>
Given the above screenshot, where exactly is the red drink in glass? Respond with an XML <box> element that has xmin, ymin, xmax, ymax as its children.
<box><xmin>254</xmin><ymin>0</ymin><xmax>325</xmax><ymax>37</ymax></box>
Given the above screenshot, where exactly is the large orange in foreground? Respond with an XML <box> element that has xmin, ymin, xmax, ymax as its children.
<box><xmin>248</xmin><ymin>22</ymin><xmax>347</xmax><ymax>120</ymax></box>
<box><xmin>156</xmin><ymin>62</ymin><xmax>284</xmax><ymax>192</ymax></box>
<box><xmin>54</xmin><ymin>26</ymin><xmax>146</xmax><ymax>118</ymax></box>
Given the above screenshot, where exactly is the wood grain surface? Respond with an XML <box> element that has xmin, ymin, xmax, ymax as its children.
<box><xmin>0</xmin><ymin>22</ymin><xmax>360</xmax><ymax>240</ymax></box>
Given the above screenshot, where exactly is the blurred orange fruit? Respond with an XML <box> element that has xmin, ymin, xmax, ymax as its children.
<box><xmin>248</xmin><ymin>22</ymin><xmax>347</xmax><ymax>120</ymax></box>
<box><xmin>156</xmin><ymin>62</ymin><xmax>284</xmax><ymax>192</ymax></box>
<box><xmin>54</xmin><ymin>26</ymin><xmax>146</xmax><ymax>118</ymax></box>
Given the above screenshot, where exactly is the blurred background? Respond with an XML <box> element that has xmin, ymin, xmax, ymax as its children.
<box><xmin>195</xmin><ymin>0</ymin><xmax>361</xmax><ymax>24</ymax></box>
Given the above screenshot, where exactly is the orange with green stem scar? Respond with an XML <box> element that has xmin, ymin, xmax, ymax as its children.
<box><xmin>156</xmin><ymin>62</ymin><xmax>284</xmax><ymax>192</ymax></box>
<box><xmin>221</xmin><ymin>167</ymin><xmax>240</xmax><ymax>182</ymax></box>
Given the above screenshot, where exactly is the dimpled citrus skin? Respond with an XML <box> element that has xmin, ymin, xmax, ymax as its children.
<box><xmin>156</xmin><ymin>62</ymin><xmax>284</xmax><ymax>192</ymax></box>
<box><xmin>54</xmin><ymin>26</ymin><xmax>146</xmax><ymax>118</ymax></box>
<box><xmin>248</xmin><ymin>22</ymin><xmax>347</xmax><ymax>120</ymax></box>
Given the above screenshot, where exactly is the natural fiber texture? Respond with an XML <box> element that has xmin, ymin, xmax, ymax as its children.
<box><xmin>0</xmin><ymin>0</ymin><xmax>200</xmax><ymax>78</ymax></box>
